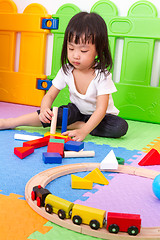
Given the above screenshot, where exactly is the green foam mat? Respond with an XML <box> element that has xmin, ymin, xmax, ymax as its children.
<box><xmin>16</xmin><ymin>119</ymin><xmax>160</xmax><ymax>151</ymax></box>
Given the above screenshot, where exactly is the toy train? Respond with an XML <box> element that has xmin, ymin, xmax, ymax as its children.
<box><xmin>31</xmin><ymin>185</ymin><xmax>141</xmax><ymax>235</ymax></box>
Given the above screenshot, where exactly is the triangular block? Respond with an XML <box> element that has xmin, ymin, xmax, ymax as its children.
<box><xmin>71</xmin><ymin>175</ymin><xmax>93</xmax><ymax>189</ymax></box>
<box><xmin>100</xmin><ymin>150</ymin><xmax>118</xmax><ymax>170</ymax></box>
<box><xmin>138</xmin><ymin>148</ymin><xmax>160</xmax><ymax>166</ymax></box>
<box><xmin>14</xmin><ymin>146</ymin><xmax>34</xmax><ymax>159</ymax></box>
<box><xmin>84</xmin><ymin>168</ymin><xmax>109</xmax><ymax>185</ymax></box>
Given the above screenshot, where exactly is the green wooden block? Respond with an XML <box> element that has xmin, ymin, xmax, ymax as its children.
<box><xmin>49</xmin><ymin>138</ymin><xmax>65</xmax><ymax>144</ymax></box>
<box><xmin>116</xmin><ymin>157</ymin><xmax>125</xmax><ymax>165</ymax></box>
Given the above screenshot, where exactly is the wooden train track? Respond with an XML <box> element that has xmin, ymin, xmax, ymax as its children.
<box><xmin>25</xmin><ymin>163</ymin><xmax>160</xmax><ymax>239</ymax></box>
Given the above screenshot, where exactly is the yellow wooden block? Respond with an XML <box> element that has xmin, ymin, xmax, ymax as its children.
<box><xmin>71</xmin><ymin>175</ymin><xmax>93</xmax><ymax>189</ymax></box>
<box><xmin>45</xmin><ymin>132</ymin><xmax>69</xmax><ymax>139</ymax></box>
<box><xmin>84</xmin><ymin>168</ymin><xmax>109</xmax><ymax>185</ymax></box>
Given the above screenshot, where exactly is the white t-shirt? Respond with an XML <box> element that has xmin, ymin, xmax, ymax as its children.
<box><xmin>52</xmin><ymin>66</ymin><xmax>119</xmax><ymax>115</ymax></box>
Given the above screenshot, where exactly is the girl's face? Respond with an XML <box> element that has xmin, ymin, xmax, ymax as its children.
<box><xmin>67</xmin><ymin>36</ymin><xmax>97</xmax><ymax>72</ymax></box>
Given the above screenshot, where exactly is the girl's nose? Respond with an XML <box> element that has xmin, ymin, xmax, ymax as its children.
<box><xmin>73</xmin><ymin>51</ymin><xmax>80</xmax><ymax>59</ymax></box>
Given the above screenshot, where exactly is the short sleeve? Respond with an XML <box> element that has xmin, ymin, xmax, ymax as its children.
<box><xmin>52</xmin><ymin>67</ymin><xmax>67</xmax><ymax>90</ymax></box>
<box><xmin>96</xmin><ymin>73</ymin><xmax>117</xmax><ymax>96</ymax></box>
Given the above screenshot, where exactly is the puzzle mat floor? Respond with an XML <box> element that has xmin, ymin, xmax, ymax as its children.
<box><xmin>1</xmin><ymin>102</ymin><xmax>160</xmax><ymax>240</ymax></box>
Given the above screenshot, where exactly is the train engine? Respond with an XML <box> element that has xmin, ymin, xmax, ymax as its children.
<box><xmin>31</xmin><ymin>185</ymin><xmax>51</xmax><ymax>207</ymax></box>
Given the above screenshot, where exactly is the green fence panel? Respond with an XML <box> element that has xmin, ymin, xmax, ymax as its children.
<box><xmin>48</xmin><ymin>0</ymin><xmax>160</xmax><ymax>123</ymax></box>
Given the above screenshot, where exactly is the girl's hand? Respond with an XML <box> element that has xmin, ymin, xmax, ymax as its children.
<box><xmin>39</xmin><ymin>108</ymin><xmax>53</xmax><ymax>123</ymax></box>
<box><xmin>62</xmin><ymin>129</ymin><xmax>87</xmax><ymax>142</ymax></box>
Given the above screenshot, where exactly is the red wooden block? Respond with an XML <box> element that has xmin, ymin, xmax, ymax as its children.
<box><xmin>14</xmin><ymin>146</ymin><xmax>34</xmax><ymax>159</ymax></box>
<box><xmin>23</xmin><ymin>135</ymin><xmax>50</xmax><ymax>149</ymax></box>
<box><xmin>138</xmin><ymin>148</ymin><xmax>160</xmax><ymax>166</ymax></box>
<box><xmin>50</xmin><ymin>135</ymin><xmax>72</xmax><ymax>143</ymax></box>
<box><xmin>47</xmin><ymin>142</ymin><xmax>64</xmax><ymax>157</ymax></box>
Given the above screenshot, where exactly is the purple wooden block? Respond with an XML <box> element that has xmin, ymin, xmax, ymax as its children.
<box><xmin>43</xmin><ymin>152</ymin><xmax>62</xmax><ymax>164</ymax></box>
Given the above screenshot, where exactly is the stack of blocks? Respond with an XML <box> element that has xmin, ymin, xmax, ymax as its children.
<box><xmin>43</xmin><ymin>137</ymin><xmax>84</xmax><ymax>164</ymax></box>
<box><xmin>14</xmin><ymin>107</ymin><xmax>95</xmax><ymax>163</ymax></box>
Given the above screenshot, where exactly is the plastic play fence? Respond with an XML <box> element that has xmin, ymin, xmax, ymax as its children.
<box><xmin>0</xmin><ymin>0</ymin><xmax>160</xmax><ymax>123</ymax></box>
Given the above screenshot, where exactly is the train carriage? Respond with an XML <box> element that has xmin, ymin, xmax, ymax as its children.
<box><xmin>106</xmin><ymin>212</ymin><xmax>141</xmax><ymax>235</ymax></box>
<box><xmin>45</xmin><ymin>194</ymin><xmax>74</xmax><ymax>219</ymax></box>
<box><xmin>71</xmin><ymin>204</ymin><xmax>106</xmax><ymax>230</ymax></box>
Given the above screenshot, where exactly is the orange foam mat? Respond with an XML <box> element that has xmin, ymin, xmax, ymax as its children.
<box><xmin>0</xmin><ymin>193</ymin><xmax>52</xmax><ymax>240</ymax></box>
<box><xmin>143</xmin><ymin>137</ymin><xmax>160</xmax><ymax>153</ymax></box>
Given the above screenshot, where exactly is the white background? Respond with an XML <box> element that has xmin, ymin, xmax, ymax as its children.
<box><xmin>13</xmin><ymin>0</ymin><xmax>160</xmax><ymax>85</ymax></box>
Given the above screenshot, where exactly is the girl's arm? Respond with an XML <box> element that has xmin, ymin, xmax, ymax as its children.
<box><xmin>39</xmin><ymin>85</ymin><xmax>60</xmax><ymax>124</ymax></box>
<box><xmin>63</xmin><ymin>94</ymin><xmax>109</xmax><ymax>141</ymax></box>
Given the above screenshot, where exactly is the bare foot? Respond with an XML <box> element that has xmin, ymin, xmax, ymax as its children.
<box><xmin>0</xmin><ymin>118</ymin><xmax>12</xmax><ymax>130</ymax></box>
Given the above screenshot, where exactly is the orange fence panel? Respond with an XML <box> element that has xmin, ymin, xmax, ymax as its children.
<box><xmin>0</xmin><ymin>0</ymin><xmax>50</xmax><ymax>106</ymax></box>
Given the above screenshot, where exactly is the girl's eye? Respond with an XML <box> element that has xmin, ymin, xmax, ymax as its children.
<box><xmin>81</xmin><ymin>50</ymin><xmax>88</xmax><ymax>53</ymax></box>
<box><xmin>69</xmin><ymin>48</ymin><xmax>74</xmax><ymax>51</ymax></box>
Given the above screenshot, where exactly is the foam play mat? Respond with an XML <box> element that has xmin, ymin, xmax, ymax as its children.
<box><xmin>1</xmin><ymin>102</ymin><xmax>160</xmax><ymax>240</ymax></box>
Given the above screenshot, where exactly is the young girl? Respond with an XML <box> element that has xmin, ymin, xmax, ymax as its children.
<box><xmin>0</xmin><ymin>12</ymin><xmax>128</xmax><ymax>141</ymax></box>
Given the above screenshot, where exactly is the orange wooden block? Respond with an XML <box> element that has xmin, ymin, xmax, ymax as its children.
<box><xmin>14</xmin><ymin>146</ymin><xmax>34</xmax><ymax>159</ymax></box>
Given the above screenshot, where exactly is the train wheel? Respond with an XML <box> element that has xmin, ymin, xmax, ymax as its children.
<box><xmin>31</xmin><ymin>191</ymin><xmax>35</xmax><ymax>201</ymax></box>
<box><xmin>58</xmin><ymin>209</ymin><xmax>66</xmax><ymax>219</ymax></box>
<box><xmin>72</xmin><ymin>215</ymin><xmax>82</xmax><ymax>225</ymax></box>
<box><xmin>69</xmin><ymin>209</ymin><xmax>72</xmax><ymax>217</ymax></box>
<box><xmin>108</xmin><ymin>224</ymin><xmax>119</xmax><ymax>234</ymax></box>
<box><xmin>45</xmin><ymin>204</ymin><xmax>53</xmax><ymax>214</ymax></box>
<box><xmin>89</xmin><ymin>220</ymin><xmax>100</xmax><ymax>230</ymax></box>
<box><xmin>127</xmin><ymin>226</ymin><xmax>139</xmax><ymax>236</ymax></box>
<box><xmin>36</xmin><ymin>197</ymin><xmax>41</xmax><ymax>207</ymax></box>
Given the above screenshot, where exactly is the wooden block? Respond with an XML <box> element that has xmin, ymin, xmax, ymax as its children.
<box><xmin>71</xmin><ymin>174</ymin><xmax>93</xmax><ymax>189</ymax></box>
<box><xmin>14</xmin><ymin>133</ymin><xmax>43</xmax><ymax>141</ymax></box>
<box><xmin>49</xmin><ymin>138</ymin><xmax>65</xmax><ymax>144</ymax></box>
<box><xmin>64</xmin><ymin>151</ymin><xmax>95</xmax><ymax>158</ymax></box>
<box><xmin>100</xmin><ymin>150</ymin><xmax>118</xmax><ymax>170</ymax></box>
<box><xmin>84</xmin><ymin>168</ymin><xmax>109</xmax><ymax>185</ymax></box>
<box><xmin>45</xmin><ymin>132</ymin><xmax>71</xmax><ymax>143</ymax></box>
<box><xmin>138</xmin><ymin>148</ymin><xmax>160</xmax><ymax>166</ymax></box>
<box><xmin>47</xmin><ymin>142</ymin><xmax>64</xmax><ymax>157</ymax></box>
<box><xmin>43</xmin><ymin>152</ymin><xmax>62</xmax><ymax>164</ymax></box>
<box><xmin>64</xmin><ymin>141</ymin><xmax>84</xmax><ymax>152</ymax></box>
<box><xmin>61</xmin><ymin>107</ymin><xmax>68</xmax><ymax>133</ymax></box>
<box><xmin>14</xmin><ymin>146</ymin><xmax>34</xmax><ymax>159</ymax></box>
<box><xmin>23</xmin><ymin>135</ymin><xmax>50</xmax><ymax>149</ymax></box>
<box><xmin>50</xmin><ymin>107</ymin><xmax>58</xmax><ymax>134</ymax></box>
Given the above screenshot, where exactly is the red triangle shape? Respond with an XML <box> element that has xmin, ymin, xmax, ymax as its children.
<box><xmin>14</xmin><ymin>146</ymin><xmax>34</xmax><ymax>159</ymax></box>
<box><xmin>138</xmin><ymin>149</ymin><xmax>160</xmax><ymax>166</ymax></box>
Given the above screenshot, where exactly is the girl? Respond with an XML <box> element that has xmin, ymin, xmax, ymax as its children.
<box><xmin>0</xmin><ymin>12</ymin><xmax>128</xmax><ymax>141</ymax></box>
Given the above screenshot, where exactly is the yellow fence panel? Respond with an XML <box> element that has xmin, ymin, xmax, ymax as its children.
<box><xmin>0</xmin><ymin>0</ymin><xmax>50</xmax><ymax>106</ymax></box>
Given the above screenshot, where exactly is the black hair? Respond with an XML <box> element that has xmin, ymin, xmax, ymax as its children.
<box><xmin>61</xmin><ymin>11</ymin><xmax>112</xmax><ymax>74</ymax></box>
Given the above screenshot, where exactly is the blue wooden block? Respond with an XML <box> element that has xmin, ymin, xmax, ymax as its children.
<box><xmin>43</xmin><ymin>152</ymin><xmax>62</xmax><ymax>164</ymax></box>
<box><xmin>61</xmin><ymin>108</ymin><xmax>68</xmax><ymax>133</ymax></box>
<box><xmin>64</xmin><ymin>141</ymin><xmax>84</xmax><ymax>152</ymax></box>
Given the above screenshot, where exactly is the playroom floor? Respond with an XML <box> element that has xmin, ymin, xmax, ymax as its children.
<box><xmin>1</xmin><ymin>101</ymin><xmax>160</xmax><ymax>240</ymax></box>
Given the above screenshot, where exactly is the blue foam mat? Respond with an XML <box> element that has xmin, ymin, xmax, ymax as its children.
<box><xmin>0</xmin><ymin>129</ymin><xmax>141</xmax><ymax>202</ymax></box>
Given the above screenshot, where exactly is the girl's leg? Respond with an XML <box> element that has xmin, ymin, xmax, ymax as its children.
<box><xmin>57</xmin><ymin>103</ymin><xmax>84</xmax><ymax>127</ymax></box>
<box><xmin>0</xmin><ymin>112</ymin><xmax>42</xmax><ymax>130</ymax></box>
<box><xmin>89</xmin><ymin>114</ymin><xmax>128</xmax><ymax>138</ymax></box>
<box><xmin>67</xmin><ymin>121</ymin><xmax>85</xmax><ymax>130</ymax></box>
